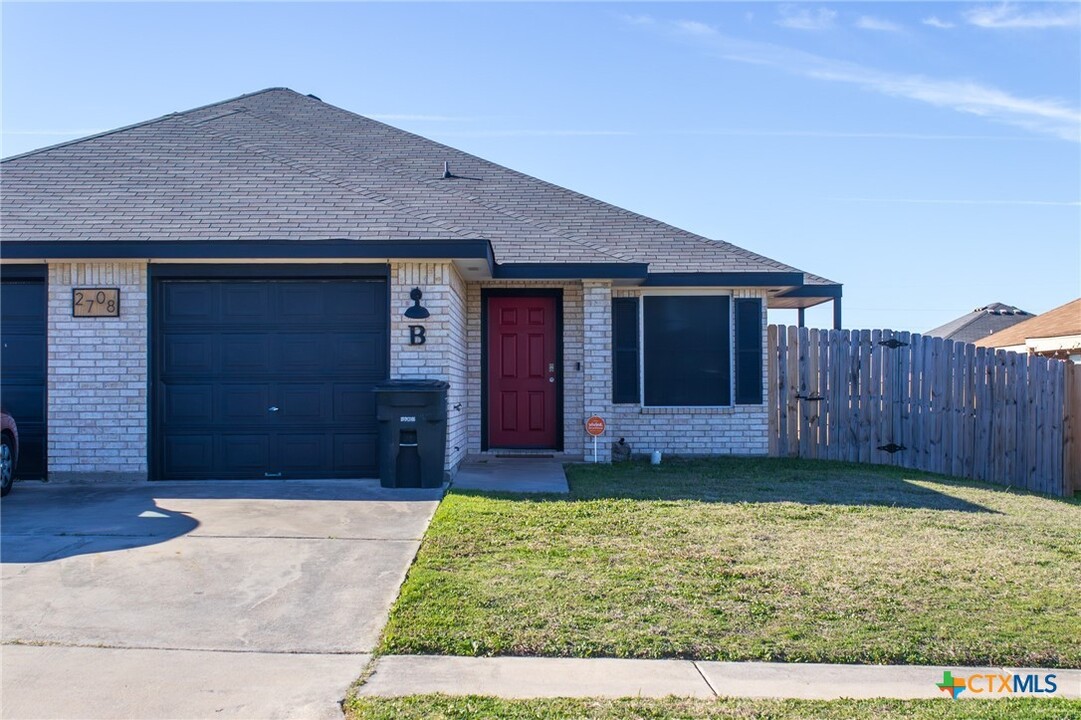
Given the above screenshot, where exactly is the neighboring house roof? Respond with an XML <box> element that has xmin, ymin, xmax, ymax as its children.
<box><xmin>925</xmin><ymin>303</ymin><xmax>1033</xmax><ymax>344</ymax></box>
<box><xmin>0</xmin><ymin>88</ymin><xmax>838</xmax><ymax>304</ymax></box>
<box><xmin>974</xmin><ymin>298</ymin><xmax>1081</xmax><ymax>349</ymax></box>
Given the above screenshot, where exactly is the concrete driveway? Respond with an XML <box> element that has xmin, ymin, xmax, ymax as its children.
<box><xmin>1</xmin><ymin>480</ymin><xmax>442</xmax><ymax>720</ymax></box>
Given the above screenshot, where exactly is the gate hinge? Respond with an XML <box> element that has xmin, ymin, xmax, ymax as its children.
<box><xmin>877</xmin><ymin>443</ymin><xmax>906</xmax><ymax>454</ymax></box>
<box><xmin>878</xmin><ymin>339</ymin><xmax>908</xmax><ymax>349</ymax></box>
<box><xmin>794</xmin><ymin>393</ymin><xmax>823</xmax><ymax>402</ymax></box>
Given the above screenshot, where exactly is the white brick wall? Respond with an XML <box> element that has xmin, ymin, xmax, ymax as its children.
<box><xmin>38</xmin><ymin>260</ymin><xmax>772</xmax><ymax>479</ymax></box>
<box><xmin>47</xmin><ymin>262</ymin><xmax>148</xmax><ymax>481</ymax></box>
<box><xmin>389</xmin><ymin>262</ymin><xmax>469</xmax><ymax>473</ymax></box>
<box><xmin>582</xmin><ymin>281</ymin><xmax>613</xmax><ymax>462</ymax></box>
<box><xmin>606</xmin><ymin>287</ymin><xmax>771</xmax><ymax>457</ymax></box>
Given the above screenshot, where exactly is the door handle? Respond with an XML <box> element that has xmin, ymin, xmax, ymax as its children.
<box><xmin>268</xmin><ymin>406</ymin><xmax>280</xmax><ymax>412</ymax></box>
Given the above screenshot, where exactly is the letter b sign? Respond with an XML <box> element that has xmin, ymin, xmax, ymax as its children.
<box><xmin>409</xmin><ymin>325</ymin><xmax>427</xmax><ymax>345</ymax></box>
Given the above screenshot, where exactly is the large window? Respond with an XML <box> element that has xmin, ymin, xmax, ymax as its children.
<box><xmin>643</xmin><ymin>295</ymin><xmax>730</xmax><ymax>406</ymax></box>
<box><xmin>612</xmin><ymin>295</ymin><xmax>763</xmax><ymax>407</ymax></box>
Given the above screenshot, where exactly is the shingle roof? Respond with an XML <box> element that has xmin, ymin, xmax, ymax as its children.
<box><xmin>925</xmin><ymin>303</ymin><xmax>1033</xmax><ymax>343</ymax></box>
<box><xmin>1</xmin><ymin>88</ymin><xmax>837</xmax><ymax>284</ymax></box>
<box><xmin>973</xmin><ymin>298</ymin><xmax>1081</xmax><ymax>348</ymax></box>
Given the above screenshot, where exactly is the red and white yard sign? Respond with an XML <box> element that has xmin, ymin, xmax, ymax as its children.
<box><xmin>585</xmin><ymin>415</ymin><xmax>605</xmax><ymax>463</ymax></box>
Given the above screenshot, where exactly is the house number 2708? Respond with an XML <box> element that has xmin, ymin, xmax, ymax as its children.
<box><xmin>73</xmin><ymin>288</ymin><xmax>120</xmax><ymax>317</ymax></box>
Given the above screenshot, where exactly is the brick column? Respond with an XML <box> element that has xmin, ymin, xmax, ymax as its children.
<box><xmin>47</xmin><ymin>262</ymin><xmax>148</xmax><ymax>481</ymax></box>
<box><xmin>582</xmin><ymin>280</ymin><xmax>613</xmax><ymax>462</ymax></box>
<box><xmin>389</xmin><ymin>261</ymin><xmax>468</xmax><ymax>473</ymax></box>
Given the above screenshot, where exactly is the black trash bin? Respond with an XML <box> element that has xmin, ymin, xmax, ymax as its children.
<box><xmin>374</xmin><ymin>380</ymin><xmax>449</xmax><ymax>489</ymax></box>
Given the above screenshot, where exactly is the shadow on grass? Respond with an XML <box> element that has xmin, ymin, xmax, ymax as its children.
<box><xmin>455</xmin><ymin>458</ymin><xmax>1006</xmax><ymax>513</ymax></box>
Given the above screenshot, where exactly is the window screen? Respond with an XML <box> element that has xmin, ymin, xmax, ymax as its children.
<box><xmin>643</xmin><ymin>295</ymin><xmax>730</xmax><ymax>406</ymax></box>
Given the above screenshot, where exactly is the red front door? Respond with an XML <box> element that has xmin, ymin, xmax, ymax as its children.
<box><xmin>487</xmin><ymin>295</ymin><xmax>559</xmax><ymax>448</ymax></box>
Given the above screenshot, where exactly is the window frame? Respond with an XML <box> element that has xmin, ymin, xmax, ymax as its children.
<box><xmin>637</xmin><ymin>289</ymin><xmax>734</xmax><ymax>409</ymax></box>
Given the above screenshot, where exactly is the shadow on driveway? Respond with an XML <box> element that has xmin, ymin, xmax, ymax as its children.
<box><xmin>1</xmin><ymin>479</ymin><xmax>442</xmax><ymax>563</ymax></box>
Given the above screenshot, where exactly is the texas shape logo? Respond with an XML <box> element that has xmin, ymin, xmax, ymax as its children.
<box><xmin>936</xmin><ymin>671</ymin><xmax>966</xmax><ymax>699</ymax></box>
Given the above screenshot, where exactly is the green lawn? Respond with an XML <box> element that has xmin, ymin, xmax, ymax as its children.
<box><xmin>379</xmin><ymin>458</ymin><xmax>1080</xmax><ymax>666</ymax></box>
<box><xmin>347</xmin><ymin>696</ymin><xmax>1081</xmax><ymax>720</ymax></box>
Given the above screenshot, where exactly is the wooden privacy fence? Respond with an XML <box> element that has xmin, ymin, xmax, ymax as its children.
<box><xmin>767</xmin><ymin>325</ymin><xmax>1080</xmax><ymax>496</ymax></box>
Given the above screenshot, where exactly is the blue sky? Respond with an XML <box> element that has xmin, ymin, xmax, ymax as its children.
<box><xmin>3</xmin><ymin>2</ymin><xmax>1078</xmax><ymax>331</ymax></box>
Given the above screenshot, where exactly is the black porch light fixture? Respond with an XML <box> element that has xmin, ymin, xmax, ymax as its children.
<box><xmin>404</xmin><ymin>287</ymin><xmax>430</xmax><ymax>319</ymax></box>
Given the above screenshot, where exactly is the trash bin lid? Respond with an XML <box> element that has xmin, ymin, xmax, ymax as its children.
<box><xmin>373</xmin><ymin>379</ymin><xmax>450</xmax><ymax>392</ymax></box>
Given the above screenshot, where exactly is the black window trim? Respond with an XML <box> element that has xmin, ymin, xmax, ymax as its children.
<box><xmin>734</xmin><ymin>296</ymin><xmax>765</xmax><ymax>406</ymax></box>
<box><xmin>611</xmin><ymin>297</ymin><xmax>640</xmax><ymax>404</ymax></box>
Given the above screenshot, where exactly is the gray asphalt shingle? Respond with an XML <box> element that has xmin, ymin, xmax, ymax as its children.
<box><xmin>2</xmin><ymin>88</ymin><xmax>837</xmax><ymax>283</ymax></box>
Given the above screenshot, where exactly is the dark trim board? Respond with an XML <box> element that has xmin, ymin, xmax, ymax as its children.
<box><xmin>778</xmin><ymin>284</ymin><xmax>843</xmax><ymax>299</ymax></box>
<box><xmin>3</xmin><ymin>239</ymin><xmax>496</xmax><ymax>266</ymax></box>
<box><xmin>494</xmin><ymin>263</ymin><xmax>648</xmax><ymax>280</ymax></box>
<box><xmin>148</xmin><ymin>263</ymin><xmax>390</xmax><ymax>280</ymax></box>
<box><xmin>0</xmin><ymin>265</ymin><xmax>47</xmax><ymax>279</ymax></box>
<box><xmin>642</xmin><ymin>271</ymin><xmax>805</xmax><ymax>287</ymax></box>
<box><xmin>480</xmin><ymin>288</ymin><xmax>565</xmax><ymax>453</ymax></box>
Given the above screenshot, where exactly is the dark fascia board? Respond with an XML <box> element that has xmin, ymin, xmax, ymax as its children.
<box><xmin>778</xmin><ymin>283</ymin><xmax>843</xmax><ymax>299</ymax></box>
<box><xmin>0</xmin><ymin>264</ymin><xmax>47</xmax><ymax>279</ymax></box>
<box><xmin>493</xmin><ymin>262</ymin><xmax>649</xmax><ymax>280</ymax></box>
<box><xmin>0</xmin><ymin>238</ymin><xmax>496</xmax><ymax>267</ymax></box>
<box><xmin>148</xmin><ymin>263</ymin><xmax>390</xmax><ymax>279</ymax></box>
<box><xmin>642</xmin><ymin>271</ymin><xmax>805</xmax><ymax>287</ymax></box>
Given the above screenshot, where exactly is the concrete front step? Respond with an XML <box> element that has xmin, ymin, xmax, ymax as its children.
<box><xmin>451</xmin><ymin>457</ymin><xmax>570</xmax><ymax>494</ymax></box>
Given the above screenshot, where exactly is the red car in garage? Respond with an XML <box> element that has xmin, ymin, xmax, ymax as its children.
<box><xmin>1</xmin><ymin>410</ymin><xmax>19</xmax><ymax>497</ymax></box>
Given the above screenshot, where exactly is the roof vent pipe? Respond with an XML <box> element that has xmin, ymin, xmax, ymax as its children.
<box><xmin>442</xmin><ymin>161</ymin><xmax>451</xmax><ymax>179</ymax></box>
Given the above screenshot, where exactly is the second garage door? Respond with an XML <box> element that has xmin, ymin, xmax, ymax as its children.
<box><xmin>0</xmin><ymin>273</ymin><xmax>47</xmax><ymax>479</ymax></box>
<box><xmin>154</xmin><ymin>274</ymin><xmax>388</xmax><ymax>480</ymax></box>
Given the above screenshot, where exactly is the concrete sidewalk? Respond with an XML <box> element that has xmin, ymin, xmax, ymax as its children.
<box><xmin>358</xmin><ymin>655</ymin><xmax>1081</xmax><ymax>700</ymax></box>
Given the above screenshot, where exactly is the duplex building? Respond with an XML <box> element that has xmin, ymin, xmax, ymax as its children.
<box><xmin>0</xmin><ymin>88</ymin><xmax>841</xmax><ymax>482</ymax></box>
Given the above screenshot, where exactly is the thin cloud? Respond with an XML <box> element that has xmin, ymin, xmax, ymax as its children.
<box><xmin>618</xmin><ymin>14</ymin><xmax>656</xmax><ymax>27</ymax></box>
<box><xmin>668</xmin><ymin>129</ymin><xmax>1035</xmax><ymax>141</ymax></box>
<box><xmin>776</xmin><ymin>5</ymin><xmax>837</xmax><ymax>31</ymax></box>
<box><xmin>433</xmin><ymin>128</ymin><xmax>1033</xmax><ymax>142</ymax></box>
<box><xmin>431</xmin><ymin>130</ymin><xmax>635</xmax><ymax>138</ymax></box>
<box><xmin>964</xmin><ymin>3</ymin><xmax>1080</xmax><ymax>29</ymax></box>
<box><xmin>674</xmin><ymin>20</ymin><xmax>716</xmax><ymax>37</ymax></box>
<box><xmin>855</xmin><ymin>16</ymin><xmax>902</xmax><ymax>32</ymax></box>
<box><xmin>835</xmin><ymin>197</ymin><xmax>1081</xmax><ymax>207</ymax></box>
<box><xmin>922</xmin><ymin>16</ymin><xmax>956</xmax><ymax>29</ymax></box>
<box><xmin>666</xmin><ymin>21</ymin><xmax>1080</xmax><ymax>142</ymax></box>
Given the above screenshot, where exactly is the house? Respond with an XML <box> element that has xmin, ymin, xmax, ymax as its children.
<box><xmin>973</xmin><ymin>298</ymin><xmax>1081</xmax><ymax>363</ymax></box>
<box><xmin>925</xmin><ymin>303</ymin><xmax>1032</xmax><ymax>344</ymax></box>
<box><xmin>0</xmin><ymin>88</ymin><xmax>840</xmax><ymax>482</ymax></box>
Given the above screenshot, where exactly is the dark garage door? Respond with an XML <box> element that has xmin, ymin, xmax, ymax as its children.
<box><xmin>154</xmin><ymin>275</ymin><xmax>388</xmax><ymax>480</ymax></box>
<box><xmin>0</xmin><ymin>274</ymin><xmax>47</xmax><ymax>479</ymax></box>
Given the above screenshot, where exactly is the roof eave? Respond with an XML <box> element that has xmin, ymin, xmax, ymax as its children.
<box><xmin>0</xmin><ymin>238</ymin><xmax>496</xmax><ymax>270</ymax></box>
